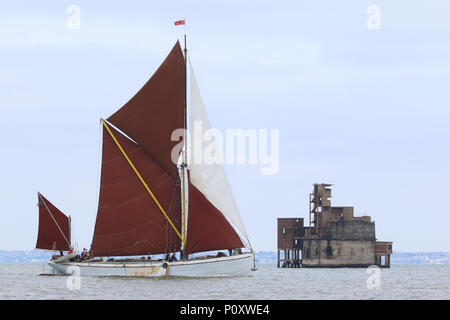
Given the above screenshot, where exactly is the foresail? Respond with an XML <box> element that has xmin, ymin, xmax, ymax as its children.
<box><xmin>90</xmin><ymin>123</ymin><xmax>182</xmax><ymax>257</ymax></box>
<box><xmin>185</xmin><ymin>181</ymin><xmax>244</xmax><ymax>254</ymax></box>
<box><xmin>188</xmin><ymin>61</ymin><xmax>250</xmax><ymax>248</ymax></box>
<box><xmin>36</xmin><ymin>193</ymin><xmax>71</xmax><ymax>251</ymax></box>
<box><xmin>107</xmin><ymin>41</ymin><xmax>185</xmax><ymax>176</ymax></box>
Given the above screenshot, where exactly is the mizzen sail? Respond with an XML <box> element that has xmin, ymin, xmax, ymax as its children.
<box><xmin>36</xmin><ymin>193</ymin><xmax>71</xmax><ymax>251</ymax></box>
<box><xmin>90</xmin><ymin>124</ymin><xmax>182</xmax><ymax>257</ymax></box>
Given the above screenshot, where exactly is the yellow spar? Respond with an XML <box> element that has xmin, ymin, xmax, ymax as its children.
<box><xmin>101</xmin><ymin>119</ymin><xmax>186</xmax><ymax>247</ymax></box>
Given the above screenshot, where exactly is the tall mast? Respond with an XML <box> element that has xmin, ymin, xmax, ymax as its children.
<box><xmin>68</xmin><ymin>215</ymin><xmax>72</xmax><ymax>249</ymax></box>
<box><xmin>181</xmin><ymin>34</ymin><xmax>188</xmax><ymax>258</ymax></box>
<box><xmin>184</xmin><ymin>34</ymin><xmax>187</xmax><ymax>135</ymax></box>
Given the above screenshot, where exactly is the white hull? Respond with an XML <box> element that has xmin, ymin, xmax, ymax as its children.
<box><xmin>48</xmin><ymin>253</ymin><xmax>254</xmax><ymax>277</ymax></box>
<box><xmin>53</xmin><ymin>252</ymin><xmax>77</xmax><ymax>263</ymax></box>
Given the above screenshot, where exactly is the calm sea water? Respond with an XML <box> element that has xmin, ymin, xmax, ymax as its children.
<box><xmin>0</xmin><ymin>263</ymin><xmax>448</xmax><ymax>299</ymax></box>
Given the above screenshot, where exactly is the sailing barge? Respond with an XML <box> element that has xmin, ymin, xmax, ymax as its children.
<box><xmin>36</xmin><ymin>39</ymin><xmax>254</xmax><ymax>277</ymax></box>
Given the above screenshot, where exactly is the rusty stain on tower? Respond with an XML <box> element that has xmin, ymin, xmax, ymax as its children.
<box><xmin>277</xmin><ymin>183</ymin><xmax>393</xmax><ymax>268</ymax></box>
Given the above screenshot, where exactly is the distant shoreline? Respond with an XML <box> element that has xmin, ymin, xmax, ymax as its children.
<box><xmin>256</xmin><ymin>251</ymin><xmax>450</xmax><ymax>265</ymax></box>
<box><xmin>0</xmin><ymin>250</ymin><xmax>449</xmax><ymax>264</ymax></box>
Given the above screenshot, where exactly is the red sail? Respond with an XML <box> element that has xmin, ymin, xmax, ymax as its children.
<box><xmin>36</xmin><ymin>193</ymin><xmax>71</xmax><ymax>251</ymax></box>
<box><xmin>107</xmin><ymin>41</ymin><xmax>185</xmax><ymax>176</ymax></box>
<box><xmin>185</xmin><ymin>181</ymin><xmax>244</xmax><ymax>254</ymax></box>
<box><xmin>90</xmin><ymin>124</ymin><xmax>181</xmax><ymax>257</ymax></box>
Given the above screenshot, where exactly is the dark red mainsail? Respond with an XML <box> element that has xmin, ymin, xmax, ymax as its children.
<box><xmin>36</xmin><ymin>193</ymin><xmax>71</xmax><ymax>251</ymax></box>
<box><xmin>90</xmin><ymin>124</ymin><xmax>182</xmax><ymax>257</ymax></box>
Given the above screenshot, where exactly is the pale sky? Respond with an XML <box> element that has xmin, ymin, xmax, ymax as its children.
<box><xmin>1</xmin><ymin>1</ymin><xmax>449</xmax><ymax>252</ymax></box>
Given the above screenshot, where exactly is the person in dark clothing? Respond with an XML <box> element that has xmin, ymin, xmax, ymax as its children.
<box><xmin>80</xmin><ymin>248</ymin><xmax>88</xmax><ymax>261</ymax></box>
